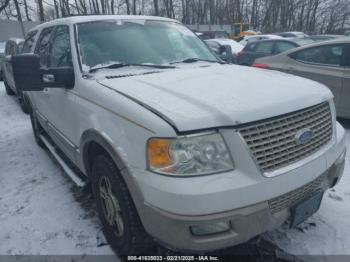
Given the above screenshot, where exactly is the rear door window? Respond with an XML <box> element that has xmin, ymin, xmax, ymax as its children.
<box><xmin>255</xmin><ymin>42</ymin><xmax>274</xmax><ymax>54</ymax></box>
<box><xmin>22</xmin><ymin>31</ymin><xmax>38</xmax><ymax>53</ymax></box>
<box><xmin>274</xmin><ymin>41</ymin><xmax>297</xmax><ymax>54</ymax></box>
<box><xmin>35</xmin><ymin>27</ymin><xmax>55</xmax><ymax>67</ymax></box>
<box><xmin>48</xmin><ymin>26</ymin><xmax>72</xmax><ymax>68</ymax></box>
<box><xmin>290</xmin><ymin>44</ymin><xmax>346</xmax><ymax>66</ymax></box>
<box><xmin>244</xmin><ymin>42</ymin><xmax>257</xmax><ymax>52</ymax></box>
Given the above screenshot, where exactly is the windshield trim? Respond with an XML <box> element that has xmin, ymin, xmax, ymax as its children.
<box><xmin>74</xmin><ymin>19</ymin><xmax>218</xmax><ymax>76</ymax></box>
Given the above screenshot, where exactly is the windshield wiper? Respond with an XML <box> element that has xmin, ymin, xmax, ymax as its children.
<box><xmin>169</xmin><ymin>58</ymin><xmax>221</xmax><ymax>64</ymax></box>
<box><xmin>89</xmin><ymin>62</ymin><xmax>176</xmax><ymax>73</ymax></box>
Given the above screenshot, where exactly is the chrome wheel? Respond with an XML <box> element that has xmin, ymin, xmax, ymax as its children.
<box><xmin>99</xmin><ymin>176</ymin><xmax>124</xmax><ymax>237</ymax></box>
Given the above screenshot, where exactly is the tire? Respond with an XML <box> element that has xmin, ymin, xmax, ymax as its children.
<box><xmin>30</xmin><ymin>111</ymin><xmax>45</xmax><ymax>148</ymax></box>
<box><xmin>91</xmin><ymin>155</ymin><xmax>154</xmax><ymax>255</ymax></box>
<box><xmin>4</xmin><ymin>80</ymin><xmax>15</xmax><ymax>96</ymax></box>
<box><xmin>19</xmin><ymin>93</ymin><xmax>30</xmax><ymax>114</ymax></box>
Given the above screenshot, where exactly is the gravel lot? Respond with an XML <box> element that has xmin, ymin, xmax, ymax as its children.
<box><xmin>0</xmin><ymin>82</ymin><xmax>349</xmax><ymax>260</ymax></box>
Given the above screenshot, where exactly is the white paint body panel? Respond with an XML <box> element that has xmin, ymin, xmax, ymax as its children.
<box><xmin>27</xmin><ymin>16</ymin><xmax>345</xmax><ymax>219</ymax></box>
<box><xmin>98</xmin><ymin>64</ymin><xmax>333</xmax><ymax>132</ymax></box>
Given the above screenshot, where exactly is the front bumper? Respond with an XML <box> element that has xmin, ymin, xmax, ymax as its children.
<box><xmin>139</xmin><ymin>150</ymin><xmax>345</xmax><ymax>252</ymax></box>
<box><xmin>130</xmin><ymin>121</ymin><xmax>346</xmax><ymax>252</ymax></box>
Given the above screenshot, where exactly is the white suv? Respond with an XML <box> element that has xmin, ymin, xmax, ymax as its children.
<box><xmin>11</xmin><ymin>15</ymin><xmax>346</xmax><ymax>254</ymax></box>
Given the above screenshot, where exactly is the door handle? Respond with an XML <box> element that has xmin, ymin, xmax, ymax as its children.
<box><xmin>42</xmin><ymin>74</ymin><xmax>55</xmax><ymax>84</ymax></box>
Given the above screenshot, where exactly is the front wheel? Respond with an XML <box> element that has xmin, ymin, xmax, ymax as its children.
<box><xmin>29</xmin><ymin>110</ymin><xmax>45</xmax><ymax>148</ymax></box>
<box><xmin>91</xmin><ymin>155</ymin><xmax>154</xmax><ymax>255</ymax></box>
<box><xmin>4</xmin><ymin>80</ymin><xmax>15</xmax><ymax>96</ymax></box>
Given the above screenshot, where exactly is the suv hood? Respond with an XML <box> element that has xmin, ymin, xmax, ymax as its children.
<box><xmin>97</xmin><ymin>64</ymin><xmax>333</xmax><ymax>132</ymax></box>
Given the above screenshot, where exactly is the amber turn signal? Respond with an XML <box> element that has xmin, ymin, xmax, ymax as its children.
<box><xmin>147</xmin><ymin>139</ymin><xmax>174</xmax><ymax>170</ymax></box>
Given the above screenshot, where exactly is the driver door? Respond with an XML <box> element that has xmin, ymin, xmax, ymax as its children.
<box><xmin>33</xmin><ymin>25</ymin><xmax>78</xmax><ymax>161</ymax></box>
<box><xmin>43</xmin><ymin>25</ymin><xmax>78</xmax><ymax>161</ymax></box>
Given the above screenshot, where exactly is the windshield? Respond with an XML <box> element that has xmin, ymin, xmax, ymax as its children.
<box><xmin>76</xmin><ymin>20</ymin><xmax>217</xmax><ymax>71</ymax></box>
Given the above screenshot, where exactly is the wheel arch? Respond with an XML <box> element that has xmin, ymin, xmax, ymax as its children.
<box><xmin>23</xmin><ymin>92</ymin><xmax>33</xmax><ymax>114</ymax></box>
<box><xmin>80</xmin><ymin>129</ymin><xmax>126</xmax><ymax>176</ymax></box>
<box><xmin>80</xmin><ymin>129</ymin><xmax>146</xmax><ymax>217</ymax></box>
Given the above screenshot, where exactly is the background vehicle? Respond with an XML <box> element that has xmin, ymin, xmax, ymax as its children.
<box><xmin>239</xmin><ymin>34</ymin><xmax>283</xmax><ymax>46</ymax></box>
<box><xmin>274</xmin><ymin>31</ymin><xmax>309</xmax><ymax>38</ymax></box>
<box><xmin>309</xmin><ymin>34</ymin><xmax>348</xmax><ymax>42</ymax></box>
<box><xmin>198</xmin><ymin>30</ymin><xmax>229</xmax><ymax>40</ymax></box>
<box><xmin>230</xmin><ymin>22</ymin><xmax>258</xmax><ymax>40</ymax></box>
<box><xmin>2</xmin><ymin>38</ymin><xmax>29</xmax><ymax>113</ymax></box>
<box><xmin>237</xmin><ymin>38</ymin><xmax>314</xmax><ymax>66</ymax></box>
<box><xmin>0</xmin><ymin>41</ymin><xmax>5</xmax><ymax>80</ymax></box>
<box><xmin>205</xmin><ymin>38</ymin><xmax>243</xmax><ymax>63</ymax></box>
<box><xmin>253</xmin><ymin>39</ymin><xmax>350</xmax><ymax>119</ymax></box>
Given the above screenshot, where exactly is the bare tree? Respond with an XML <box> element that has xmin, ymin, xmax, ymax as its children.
<box><xmin>13</xmin><ymin>0</ymin><xmax>25</xmax><ymax>36</ymax></box>
<box><xmin>125</xmin><ymin>0</ymin><xmax>130</xmax><ymax>14</ymax></box>
<box><xmin>153</xmin><ymin>0</ymin><xmax>159</xmax><ymax>15</ymax></box>
<box><xmin>37</xmin><ymin>0</ymin><xmax>45</xmax><ymax>21</ymax></box>
<box><xmin>0</xmin><ymin>0</ymin><xmax>10</xmax><ymax>13</ymax></box>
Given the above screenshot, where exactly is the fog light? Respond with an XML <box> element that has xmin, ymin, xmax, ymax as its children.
<box><xmin>190</xmin><ymin>222</ymin><xmax>230</xmax><ymax>236</ymax></box>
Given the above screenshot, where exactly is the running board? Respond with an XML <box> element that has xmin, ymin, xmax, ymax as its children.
<box><xmin>40</xmin><ymin>135</ymin><xmax>86</xmax><ymax>187</ymax></box>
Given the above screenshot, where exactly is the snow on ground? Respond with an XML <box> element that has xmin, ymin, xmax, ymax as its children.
<box><xmin>0</xmin><ymin>83</ymin><xmax>114</xmax><ymax>257</ymax></box>
<box><xmin>0</xmin><ymin>81</ymin><xmax>349</xmax><ymax>259</ymax></box>
<box><xmin>265</xmin><ymin>117</ymin><xmax>350</xmax><ymax>259</ymax></box>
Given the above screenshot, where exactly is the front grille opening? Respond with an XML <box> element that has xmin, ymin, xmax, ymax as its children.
<box><xmin>268</xmin><ymin>173</ymin><xmax>327</xmax><ymax>213</ymax></box>
<box><xmin>239</xmin><ymin>102</ymin><xmax>332</xmax><ymax>174</ymax></box>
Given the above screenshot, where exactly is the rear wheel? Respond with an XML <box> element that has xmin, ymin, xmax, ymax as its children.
<box><xmin>30</xmin><ymin>111</ymin><xmax>45</xmax><ymax>148</ymax></box>
<box><xmin>4</xmin><ymin>80</ymin><xmax>15</xmax><ymax>96</ymax></box>
<box><xmin>91</xmin><ymin>155</ymin><xmax>154</xmax><ymax>255</ymax></box>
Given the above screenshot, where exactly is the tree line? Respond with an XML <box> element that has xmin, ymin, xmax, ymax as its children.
<box><xmin>0</xmin><ymin>0</ymin><xmax>349</xmax><ymax>34</ymax></box>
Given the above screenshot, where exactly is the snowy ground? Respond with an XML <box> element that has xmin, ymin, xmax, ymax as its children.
<box><xmin>0</xmin><ymin>81</ymin><xmax>349</xmax><ymax>260</ymax></box>
<box><xmin>0</xmin><ymin>83</ymin><xmax>114</xmax><ymax>258</ymax></box>
<box><xmin>265</xmin><ymin>117</ymin><xmax>350</xmax><ymax>259</ymax></box>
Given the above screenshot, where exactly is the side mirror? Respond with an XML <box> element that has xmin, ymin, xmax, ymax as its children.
<box><xmin>219</xmin><ymin>45</ymin><xmax>234</xmax><ymax>63</ymax></box>
<box><xmin>12</xmin><ymin>53</ymin><xmax>75</xmax><ymax>92</ymax></box>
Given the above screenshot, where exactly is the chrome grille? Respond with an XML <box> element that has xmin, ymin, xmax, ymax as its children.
<box><xmin>269</xmin><ymin>173</ymin><xmax>327</xmax><ymax>213</ymax></box>
<box><xmin>239</xmin><ymin>102</ymin><xmax>332</xmax><ymax>173</ymax></box>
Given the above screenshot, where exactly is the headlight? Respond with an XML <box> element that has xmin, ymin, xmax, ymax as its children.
<box><xmin>147</xmin><ymin>133</ymin><xmax>234</xmax><ymax>176</ymax></box>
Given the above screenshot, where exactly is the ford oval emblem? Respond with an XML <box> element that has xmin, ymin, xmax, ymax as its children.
<box><xmin>295</xmin><ymin>128</ymin><xmax>314</xmax><ymax>145</ymax></box>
